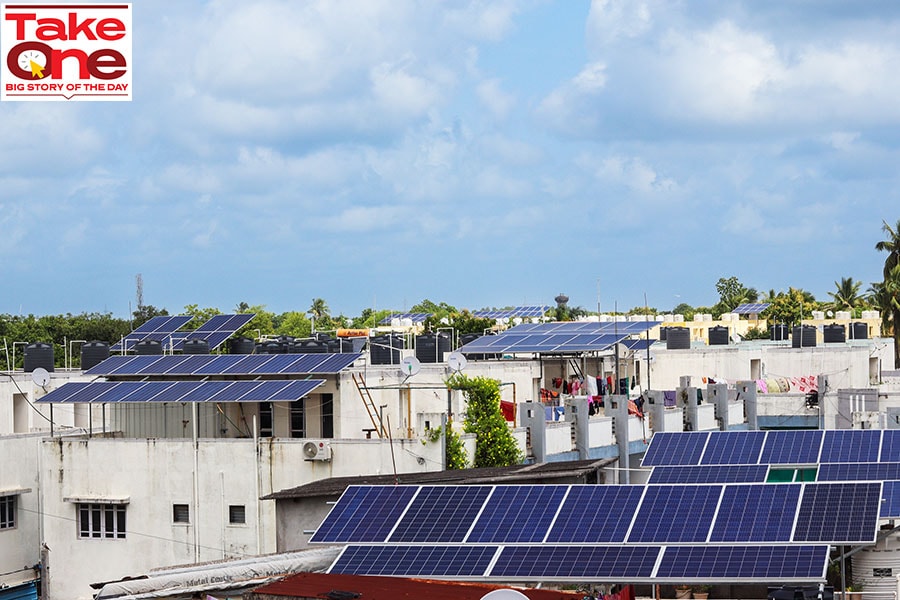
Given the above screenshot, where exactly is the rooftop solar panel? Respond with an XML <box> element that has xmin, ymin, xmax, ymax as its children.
<box><xmin>472</xmin><ymin>306</ymin><xmax>549</xmax><ymax>319</ymax></box>
<box><xmin>881</xmin><ymin>481</ymin><xmax>900</xmax><ymax>519</ymax></box>
<box><xmin>709</xmin><ymin>484</ymin><xmax>800</xmax><ymax>542</ymax></box>
<box><xmin>170</xmin><ymin>314</ymin><xmax>255</xmax><ymax>351</ymax></box>
<box><xmin>816</xmin><ymin>462</ymin><xmax>900</xmax><ymax>481</ymax></box>
<box><xmin>329</xmin><ymin>545</ymin><xmax>498</xmax><ymax>577</ymax></box>
<box><xmin>310</xmin><ymin>486</ymin><xmax>418</xmax><ymax>543</ymax></box>
<box><xmin>648</xmin><ymin>465</ymin><xmax>769</xmax><ymax>484</ymax></box>
<box><xmin>545</xmin><ymin>485</ymin><xmax>644</xmax><ymax>543</ymax></box>
<box><xmin>111</xmin><ymin>315</ymin><xmax>194</xmax><ymax>351</ymax></box>
<box><xmin>388</xmin><ymin>486</ymin><xmax>492</xmax><ymax>543</ymax></box>
<box><xmin>657</xmin><ymin>545</ymin><xmax>828</xmax><ymax>581</ymax></box>
<box><xmin>490</xmin><ymin>546</ymin><xmax>660</xmax><ymax>580</ymax></box>
<box><xmin>700</xmin><ymin>431</ymin><xmax>766</xmax><ymax>465</ymax></box>
<box><xmin>793</xmin><ymin>482</ymin><xmax>881</xmax><ymax>543</ymax></box>
<box><xmin>641</xmin><ymin>432</ymin><xmax>710</xmax><ymax>466</ymax></box>
<box><xmin>465</xmin><ymin>485</ymin><xmax>568</xmax><ymax>543</ymax></box>
<box><xmin>733</xmin><ymin>303</ymin><xmax>771</xmax><ymax>315</ymax></box>
<box><xmin>36</xmin><ymin>379</ymin><xmax>325</xmax><ymax>403</ymax></box>
<box><xmin>83</xmin><ymin>353</ymin><xmax>360</xmax><ymax>377</ymax></box>
<box><xmin>760</xmin><ymin>430</ymin><xmax>823</xmax><ymax>465</ymax></box>
<box><xmin>627</xmin><ymin>485</ymin><xmax>722</xmax><ymax>543</ymax></box>
<box><xmin>378</xmin><ymin>312</ymin><xmax>433</xmax><ymax>325</ymax></box>
<box><xmin>819</xmin><ymin>430</ymin><xmax>881</xmax><ymax>463</ymax></box>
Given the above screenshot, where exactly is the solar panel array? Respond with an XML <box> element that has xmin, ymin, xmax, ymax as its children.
<box><xmin>378</xmin><ymin>312</ymin><xmax>432</xmax><ymax>325</ymax></box>
<box><xmin>647</xmin><ymin>465</ymin><xmax>769</xmax><ymax>484</ymax></box>
<box><xmin>458</xmin><ymin>321</ymin><xmax>655</xmax><ymax>354</ymax></box>
<box><xmin>642</xmin><ymin>430</ymin><xmax>900</xmax><ymax>466</ymax></box>
<box><xmin>328</xmin><ymin>544</ymin><xmax>830</xmax><ymax>583</ymax></box>
<box><xmin>35</xmin><ymin>379</ymin><xmax>325</xmax><ymax>404</ymax></box>
<box><xmin>311</xmin><ymin>483</ymin><xmax>880</xmax><ymax>546</ymax></box>
<box><xmin>110</xmin><ymin>316</ymin><xmax>193</xmax><ymax>351</ymax></box>
<box><xmin>85</xmin><ymin>353</ymin><xmax>361</xmax><ymax>377</ymax></box>
<box><xmin>170</xmin><ymin>313</ymin><xmax>255</xmax><ymax>350</ymax></box>
<box><xmin>110</xmin><ymin>314</ymin><xmax>254</xmax><ymax>352</ymax></box>
<box><xmin>471</xmin><ymin>306</ymin><xmax>550</xmax><ymax>319</ymax></box>
<box><xmin>733</xmin><ymin>303</ymin><xmax>771</xmax><ymax>314</ymax></box>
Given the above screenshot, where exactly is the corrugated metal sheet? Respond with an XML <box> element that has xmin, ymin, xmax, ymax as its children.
<box><xmin>0</xmin><ymin>581</ymin><xmax>39</xmax><ymax>600</ymax></box>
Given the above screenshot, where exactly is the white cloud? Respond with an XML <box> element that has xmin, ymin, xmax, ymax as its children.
<box><xmin>477</xmin><ymin>79</ymin><xmax>515</xmax><ymax>119</ymax></box>
<box><xmin>587</xmin><ymin>0</ymin><xmax>654</xmax><ymax>45</ymax></box>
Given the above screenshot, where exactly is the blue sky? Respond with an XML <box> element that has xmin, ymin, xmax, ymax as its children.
<box><xmin>2</xmin><ymin>0</ymin><xmax>899</xmax><ymax>318</ymax></box>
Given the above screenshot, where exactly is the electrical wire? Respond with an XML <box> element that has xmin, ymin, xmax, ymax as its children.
<box><xmin>2</xmin><ymin>373</ymin><xmax>54</xmax><ymax>425</ymax></box>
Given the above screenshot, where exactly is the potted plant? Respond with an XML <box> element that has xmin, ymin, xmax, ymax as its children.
<box><xmin>846</xmin><ymin>583</ymin><xmax>863</xmax><ymax>600</ymax></box>
<box><xmin>675</xmin><ymin>585</ymin><xmax>692</xmax><ymax>599</ymax></box>
<box><xmin>692</xmin><ymin>584</ymin><xmax>711</xmax><ymax>600</ymax></box>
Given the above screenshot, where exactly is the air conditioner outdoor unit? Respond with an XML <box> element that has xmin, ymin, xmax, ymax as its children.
<box><xmin>302</xmin><ymin>440</ymin><xmax>332</xmax><ymax>462</ymax></box>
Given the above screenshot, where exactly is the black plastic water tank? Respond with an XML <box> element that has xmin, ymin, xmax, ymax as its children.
<box><xmin>183</xmin><ymin>338</ymin><xmax>210</xmax><ymax>354</ymax></box>
<box><xmin>416</xmin><ymin>332</ymin><xmax>451</xmax><ymax>363</ymax></box>
<box><xmin>227</xmin><ymin>337</ymin><xmax>255</xmax><ymax>354</ymax></box>
<box><xmin>823</xmin><ymin>324</ymin><xmax>845</xmax><ymax>343</ymax></box>
<box><xmin>370</xmin><ymin>334</ymin><xmax>403</xmax><ymax>365</ymax></box>
<box><xmin>666</xmin><ymin>327</ymin><xmax>690</xmax><ymax>350</ymax></box>
<box><xmin>850</xmin><ymin>322</ymin><xmax>868</xmax><ymax>340</ymax></box>
<box><xmin>24</xmin><ymin>342</ymin><xmax>54</xmax><ymax>372</ymax></box>
<box><xmin>708</xmin><ymin>325</ymin><xmax>729</xmax><ymax>345</ymax></box>
<box><xmin>80</xmin><ymin>341</ymin><xmax>109</xmax><ymax>370</ymax></box>
<box><xmin>263</xmin><ymin>341</ymin><xmax>284</xmax><ymax>354</ymax></box>
<box><xmin>770</xmin><ymin>323</ymin><xmax>789</xmax><ymax>341</ymax></box>
<box><xmin>294</xmin><ymin>339</ymin><xmax>328</xmax><ymax>353</ymax></box>
<box><xmin>659</xmin><ymin>327</ymin><xmax>668</xmax><ymax>341</ymax></box>
<box><xmin>135</xmin><ymin>340</ymin><xmax>163</xmax><ymax>355</ymax></box>
<box><xmin>326</xmin><ymin>338</ymin><xmax>353</xmax><ymax>353</ymax></box>
<box><xmin>792</xmin><ymin>325</ymin><xmax>817</xmax><ymax>348</ymax></box>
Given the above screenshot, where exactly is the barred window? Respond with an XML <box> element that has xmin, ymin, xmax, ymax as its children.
<box><xmin>77</xmin><ymin>503</ymin><xmax>126</xmax><ymax>539</ymax></box>
<box><xmin>0</xmin><ymin>496</ymin><xmax>15</xmax><ymax>530</ymax></box>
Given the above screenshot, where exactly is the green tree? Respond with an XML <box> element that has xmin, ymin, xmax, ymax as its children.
<box><xmin>763</xmin><ymin>288</ymin><xmax>818</xmax><ymax>326</ymax></box>
<box><xmin>131</xmin><ymin>304</ymin><xmax>168</xmax><ymax>328</ymax></box>
<box><xmin>277</xmin><ymin>311</ymin><xmax>312</xmax><ymax>338</ymax></box>
<box><xmin>233</xmin><ymin>304</ymin><xmax>275</xmax><ymax>339</ymax></box>
<box><xmin>671</xmin><ymin>302</ymin><xmax>695</xmax><ymax>321</ymax></box>
<box><xmin>350</xmin><ymin>308</ymin><xmax>393</xmax><ymax>329</ymax></box>
<box><xmin>876</xmin><ymin>219</ymin><xmax>900</xmax><ymax>366</ymax></box>
<box><xmin>182</xmin><ymin>304</ymin><xmax>221</xmax><ymax>329</ymax></box>
<box><xmin>714</xmin><ymin>276</ymin><xmax>759</xmax><ymax>314</ymax></box>
<box><xmin>446</xmin><ymin>373</ymin><xmax>522</xmax><ymax>468</ymax></box>
<box><xmin>828</xmin><ymin>277</ymin><xmax>864</xmax><ymax>312</ymax></box>
<box><xmin>876</xmin><ymin>219</ymin><xmax>900</xmax><ymax>278</ymax></box>
<box><xmin>308</xmin><ymin>298</ymin><xmax>330</xmax><ymax>320</ymax></box>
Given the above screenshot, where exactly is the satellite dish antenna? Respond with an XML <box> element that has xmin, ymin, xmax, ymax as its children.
<box><xmin>400</xmin><ymin>356</ymin><xmax>421</xmax><ymax>377</ymax></box>
<box><xmin>31</xmin><ymin>367</ymin><xmax>50</xmax><ymax>388</ymax></box>
<box><xmin>480</xmin><ymin>590</ymin><xmax>529</xmax><ymax>600</ymax></box>
<box><xmin>447</xmin><ymin>351</ymin><xmax>467</xmax><ymax>372</ymax></box>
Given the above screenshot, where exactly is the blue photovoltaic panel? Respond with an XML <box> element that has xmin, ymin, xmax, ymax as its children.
<box><xmin>759</xmin><ymin>430</ymin><xmax>823</xmax><ymax>464</ymax></box>
<box><xmin>820</xmin><ymin>430</ymin><xmax>881</xmax><ymax>463</ymax></box>
<box><xmin>700</xmin><ymin>431</ymin><xmax>766</xmax><ymax>465</ymax></box>
<box><xmin>794</xmin><ymin>482</ymin><xmax>881</xmax><ymax>543</ymax></box>
<box><xmin>623</xmin><ymin>339</ymin><xmax>655</xmax><ymax>352</ymax></box>
<box><xmin>37</xmin><ymin>380</ymin><xmax>325</xmax><ymax>403</ymax></box>
<box><xmin>83</xmin><ymin>355</ymin><xmax>134</xmax><ymax>375</ymax></box>
<box><xmin>709</xmin><ymin>484</ymin><xmax>801</xmax><ymax>542</ymax></box>
<box><xmin>472</xmin><ymin>306</ymin><xmax>549</xmax><ymax>319</ymax></box>
<box><xmin>458</xmin><ymin>321</ymin><xmax>655</xmax><ymax>354</ymax></box>
<box><xmin>627</xmin><ymin>485</ymin><xmax>721</xmax><ymax>542</ymax></box>
<box><xmin>657</xmin><ymin>546</ymin><xmax>828</xmax><ymax>581</ymax></box>
<box><xmin>546</xmin><ymin>486</ymin><xmax>644</xmax><ymax>543</ymax></box>
<box><xmin>881</xmin><ymin>431</ymin><xmax>900</xmax><ymax>461</ymax></box>
<box><xmin>817</xmin><ymin>463</ymin><xmax>900</xmax><ymax>481</ymax></box>
<box><xmin>490</xmin><ymin>546</ymin><xmax>660</xmax><ymax>580</ymax></box>
<box><xmin>881</xmin><ymin>481</ymin><xmax>900</xmax><ymax>518</ymax></box>
<box><xmin>330</xmin><ymin>545</ymin><xmax>498</xmax><ymax>577</ymax></box>
<box><xmin>378</xmin><ymin>312</ymin><xmax>433</xmax><ymax>325</ymax></box>
<box><xmin>641</xmin><ymin>432</ymin><xmax>710</xmax><ymax>466</ymax></box>
<box><xmin>310</xmin><ymin>486</ymin><xmax>418</xmax><ymax>543</ymax></box>
<box><xmin>130</xmin><ymin>315</ymin><xmax>175</xmax><ymax>333</ymax></box>
<box><xmin>171</xmin><ymin>314</ymin><xmax>256</xmax><ymax>351</ymax></box>
<box><xmin>733</xmin><ymin>303</ymin><xmax>771</xmax><ymax>315</ymax></box>
<box><xmin>388</xmin><ymin>486</ymin><xmax>492</xmax><ymax>543</ymax></box>
<box><xmin>85</xmin><ymin>353</ymin><xmax>360</xmax><ymax>376</ymax></box>
<box><xmin>466</xmin><ymin>485</ymin><xmax>568</xmax><ymax>543</ymax></box>
<box><xmin>111</xmin><ymin>315</ymin><xmax>194</xmax><ymax>351</ymax></box>
<box><xmin>648</xmin><ymin>465</ymin><xmax>769</xmax><ymax>484</ymax></box>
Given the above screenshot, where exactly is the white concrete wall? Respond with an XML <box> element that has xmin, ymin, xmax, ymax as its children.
<box><xmin>545</xmin><ymin>421</ymin><xmax>573</xmax><ymax>455</ymax></box>
<box><xmin>588</xmin><ymin>417</ymin><xmax>614</xmax><ymax>447</ymax></box>
<box><xmin>0</xmin><ymin>434</ymin><xmax>41</xmax><ymax>589</ymax></box>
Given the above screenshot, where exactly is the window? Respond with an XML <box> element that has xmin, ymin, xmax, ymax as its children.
<box><xmin>77</xmin><ymin>503</ymin><xmax>126</xmax><ymax>539</ymax></box>
<box><xmin>259</xmin><ymin>402</ymin><xmax>273</xmax><ymax>437</ymax></box>
<box><xmin>229</xmin><ymin>505</ymin><xmax>245</xmax><ymax>524</ymax></box>
<box><xmin>173</xmin><ymin>503</ymin><xmax>190</xmax><ymax>524</ymax></box>
<box><xmin>290</xmin><ymin>400</ymin><xmax>306</xmax><ymax>438</ymax></box>
<box><xmin>0</xmin><ymin>496</ymin><xmax>15</xmax><ymax>530</ymax></box>
<box><xmin>321</xmin><ymin>393</ymin><xmax>333</xmax><ymax>438</ymax></box>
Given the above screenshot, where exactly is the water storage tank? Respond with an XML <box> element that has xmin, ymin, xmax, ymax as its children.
<box><xmin>24</xmin><ymin>342</ymin><xmax>54</xmax><ymax>372</ymax></box>
<box><xmin>415</xmin><ymin>332</ymin><xmax>451</xmax><ymax>363</ymax></box>
<box><xmin>370</xmin><ymin>335</ymin><xmax>404</xmax><ymax>365</ymax></box>
<box><xmin>666</xmin><ymin>327</ymin><xmax>690</xmax><ymax>350</ymax></box>
<box><xmin>293</xmin><ymin>339</ymin><xmax>328</xmax><ymax>353</ymax></box>
<box><xmin>80</xmin><ymin>341</ymin><xmax>109</xmax><ymax>370</ymax></box>
<box><xmin>135</xmin><ymin>340</ymin><xmax>163</xmax><ymax>355</ymax></box>
<box><xmin>708</xmin><ymin>326</ymin><xmax>729</xmax><ymax>345</ymax></box>
<box><xmin>182</xmin><ymin>339</ymin><xmax>210</xmax><ymax>354</ymax></box>
<box><xmin>227</xmin><ymin>337</ymin><xmax>255</xmax><ymax>355</ymax></box>
<box><xmin>852</xmin><ymin>534</ymin><xmax>900</xmax><ymax>599</ymax></box>
<box><xmin>792</xmin><ymin>325</ymin><xmax>817</xmax><ymax>348</ymax></box>
<box><xmin>850</xmin><ymin>322</ymin><xmax>869</xmax><ymax>340</ymax></box>
<box><xmin>326</xmin><ymin>338</ymin><xmax>353</xmax><ymax>353</ymax></box>
<box><xmin>659</xmin><ymin>327</ymin><xmax>668</xmax><ymax>341</ymax></box>
<box><xmin>770</xmin><ymin>324</ymin><xmax>789</xmax><ymax>341</ymax></box>
<box><xmin>263</xmin><ymin>341</ymin><xmax>284</xmax><ymax>354</ymax></box>
<box><xmin>823</xmin><ymin>324</ymin><xmax>845</xmax><ymax>343</ymax></box>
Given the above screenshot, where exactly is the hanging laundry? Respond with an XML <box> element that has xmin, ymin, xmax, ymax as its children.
<box><xmin>585</xmin><ymin>375</ymin><xmax>598</xmax><ymax>397</ymax></box>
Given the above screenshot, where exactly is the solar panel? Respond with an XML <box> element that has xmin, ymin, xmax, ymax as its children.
<box><xmin>733</xmin><ymin>303</ymin><xmax>771</xmax><ymax>315</ymax></box>
<box><xmin>170</xmin><ymin>314</ymin><xmax>256</xmax><ymax>351</ymax></box>
<box><xmin>84</xmin><ymin>353</ymin><xmax>360</xmax><ymax>376</ymax></box>
<box><xmin>759</xmin><ymin>430</ymin><xmax>823</xmax><ymax>464</ymax></box>
<box><xmin>545</xmin><ymin>485</ymin><xmax>644</xmax><ymax>543</ymax></box>
<box><xmin>881</xmin><ymin>481</ymin><xmax>900</xmax><ymax>518</ymax></box>
<box><xmin>793</xmin><ymin>482</ymin><xmax>881</xmax><ymax>543</ymax></box>
<box><xmin>465</xmin><ymin>485</ymin><xmax>568</xmax><ymax>543</ymax></box>
<box><xmin>641</xmin><ymin>432</ymin><xmax>710</xmax><ymax>466</ymax></box>
<box><xmin>378</xmin><ymin>312</ymin><xmax>433</xmax><ymax>325</ymax></box>
<box><xmin>820</xmin><ymin>430</ymin><xmax>881</xmax><ymax>463</ymax></box>
<box><xmin>388</xmin><ymin>486</ymin><xmax>492</xmax><ymax>543</ymax></box>
<box><xmin>657</xmin><ymin>545</ymin><xmax>828</xmax><ymax>581</ymax></box>
<box><xmin>623</xmin><ymin>339</ymin><xmax>655</xmax><ymax>352</ymax></box>
<box><xmin>627</xmin><ymin>485</ymin><xmax>722</xmax><ymax>542</ymax></box>
<box><xmin>700</xmin><ymin>431</ymin><xmax>766</xmax><ymax>465</ymax></box>
<box><xmin>648</xmin><ymin>465</ymin><xmax>769</xmax><ymax>484</ymax></box>
<box><xmin>881</xmin><ymin>431</ymin><xmax>900</xmax><ymax>461</ymax></box>
<box><xmin>310</xmin><ymin>486</ymin><xmax>418</xmax><ymax>543</ymax></box>
<box><xmin>458</xmin><ymin>321</ymin><xmax>655</xmax><ymax>355</ymax></box>
<box><xmin>111</xmin><ymin>315</ymin><xmax>194</xmax><ymax>351</ymax></box>
<box><xmin>472</xmin><ymin>306</ymin><xmax>549</xmax><ymax>319</ymax></box>
<box><xmin>490</xmin><ymin>546</ymin><xmax>660</xmax><ymax>580</ymax></box>
<box><xmin>329</xmin><ymin>545</ymin><xmax>498</xmax><ymax>577</ymax></box>
<box><xmin>709</xmin><ymin>484</ymin><xmax>801</xmax><ymax>542</ymax></box>
<box><xmin>817</xmin><ymin>462</ymin><xmax>900</xmax><ymax>481</ymax></box>
<box><xmin>36</xmin><ymin>379</ymin><xmax>325</xmax><ymax>403</ymax></box>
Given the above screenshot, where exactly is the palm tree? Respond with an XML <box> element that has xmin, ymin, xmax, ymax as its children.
<box><xmin>829</xmin><ymin>277</ymin><xmax>863</xmax><ymax>312</ymax></box>
<box><xmin>876</xmin><ymin>219</ymin><xmax>900</xmax><ymax>367</ymax></box>
<box><xmin>308</xmin><ymin>298</ymin><xmax>330</xmax><ymax>320</ymax></box>
<box><xmin>875</xmin><ymin>219</ymin><xmax>900</xmax><ymax>278</ymax></box>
